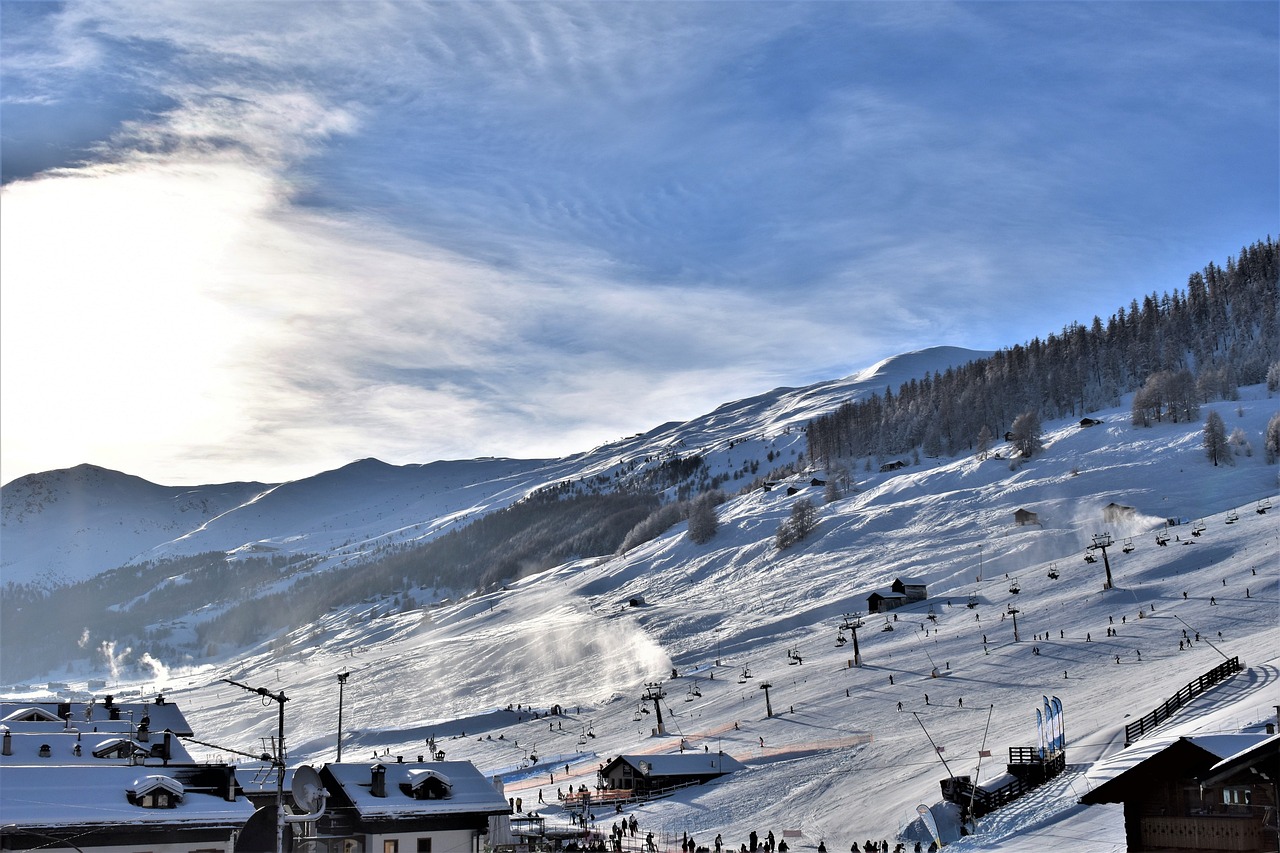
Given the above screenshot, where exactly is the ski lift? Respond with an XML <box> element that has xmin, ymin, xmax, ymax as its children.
<box><xmin>881</xmin><ymin>621</ymin><xmax>894</xmax><ymax>632</ymax></box>
<box><xmin>1192</xmin><ymin>519</ymin><xmax>1206</xmax><ymax>537</ymax></box>
<box><xmin>632</xmin><ymin>707</ymin><xmax>643</xmax><ymax>722</ymax></box>
<box><xmin>1257</xmin><ymin>499</ymin><xmax>1272</xmax><ymax>515</ymax></box>
<box><xmin>738</xmin><ymin>665</ymin><xmax>752</xmax><ymax>683</ymax></box>
<box><xmin>685</xmin><ymin>684</ymin><xmax>701</xmax><ymax>702</ymax></box>
<box><xmin>1084</xmin><ymin>551</ymin><xmax>1097</xmax><ymax>563</ymax></box>
<box><xmin>1122</xmin><ymin>537</ymin><xmax>1135</xmax><ymax>554</ymax></box>
<box><xmin>966</xmin><ymin>593</ymin><xmax>978</xmax><ymax>609</ymax></box>
<box><xmin>1225</xmin><ymin>510</ymin><xmax>1238</xmax><ymax>524</ymax></box>
<box><xmin>1009</xmin><ymin>578</ymin><xmax>1021</xmax><ymax>594</ymax></box>
<box><xmin>1047</xmin><ymin>563</ymin><xmax>1060</xmax><ymax>580</ymax></box>
<box><xmin>835</xmin><ymin>633</ymin><xmax>847</xmax><ymax>647</ymax></box>
<box><xmin>1155</xmin><ymin>531</ymin><xmax>1170</xmax><ymax>546</ymax></box>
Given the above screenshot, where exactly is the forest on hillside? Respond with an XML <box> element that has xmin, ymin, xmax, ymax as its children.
<box><xmin>806</xmin><ymin>239</ymin><xmax>1279</xmax><ymax>467</ymax></box>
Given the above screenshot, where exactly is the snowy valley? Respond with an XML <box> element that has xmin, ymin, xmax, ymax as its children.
<box><xmin>3</xmin><ymin>356</ymin><xmax>1276</xmax><ymax>851</ymax></box>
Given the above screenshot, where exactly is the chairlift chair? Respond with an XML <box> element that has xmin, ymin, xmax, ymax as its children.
<box><xmin>1155</xmin><ymin>531</ymin><xmax>1169</xmax><ymax>546</ymax></box>
<box><xmin>1257</xmin><ymin>499</ymin><xmax>1272</xmax><ymax>514</ymax></box>
<box><xmin>1225</xmin><ymin>510</ymin><xmax>1238</xmax><ymax>524</ymax></box>
<box><xmin>1192</xmin><ymin>519</ymin><xmax>1205</xmax><ymax>536</ymax></box>
<box><xmin>1084</xmin><ymin>551</ymin><xmax>1097</xmax><ymax>563</ymax></box>
<box><xmin>1047</xmin><ymin>563</ymin><xmax>1060</xmax><ymax>580</ymax></box>
<box><xmin>1009</xmin><ymin>578</ymin><xmax>1021</xmax><ymax>594</ymax></box>
<box><xmin>966</xmin><ymin>593</ymin><xmax>978</xmax><ymax>608</ymax></box>
<box><xmin>1122</xmin><ymin>537</ymin><xmax>1135</xmax><ymax>553</ymax></box>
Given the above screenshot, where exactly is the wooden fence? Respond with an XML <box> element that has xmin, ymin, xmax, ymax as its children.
<box><xmin>1123</xmin><ymin>656</ymin><xmax>1242</xmax><ymax>746</ymax></box>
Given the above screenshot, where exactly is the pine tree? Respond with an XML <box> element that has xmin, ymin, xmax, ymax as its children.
<box><xmin>1009</xmin><ymin>411</ymin><xmax>1044</xmax><ymax>458</ymax></box>
<box><xmin>1264</xmin><ymin>412</ymin><xmax>1280</xmax><ymax>464</ymax></box>
<box><xmin>686</xmin><ymin>492</ymin><xmax>721</xmax><ymax>545</ymax></box>
<box><xmin>1203</xmin><ymin>410</ymin><xmax>1230</xmax><ymax>466</ymax></box>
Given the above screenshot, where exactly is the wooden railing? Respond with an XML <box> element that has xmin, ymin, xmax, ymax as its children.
<box><xmin>1124</xmin><ymin>657</ymin><xmax>1242</xmax><ymax>746</ymax></box>
<box><xmin>940</xmin><ymin>750</ymin><xmax>1066</xmax><ymax>820</ymax></box>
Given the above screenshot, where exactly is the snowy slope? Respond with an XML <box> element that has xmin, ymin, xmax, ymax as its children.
<box><xmin>21</xmin><ymin>385</ymin><xmax>1275</xmax><ymax>853</ymax></box>
<box><xmin>0</xmin><ymin>347</ymin><xmax>989</xmax><ymax>586</ymax></box>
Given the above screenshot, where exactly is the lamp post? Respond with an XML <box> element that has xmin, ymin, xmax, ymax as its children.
<box><xmin>1007</xmin><ymin>604</ymin><xmax>1020</xmax><ymax>643</ymax></box>
<box><xmin>336</xmin><ymin>671</ymin><xmax>350</xmax><ymax>762</ymax></box>
<box><xmin>1090</xmin><ymin>533</ymin><xmax>1115</xmax><ymax>589</ymax></box>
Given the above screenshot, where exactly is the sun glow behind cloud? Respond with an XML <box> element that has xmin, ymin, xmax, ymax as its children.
<box><xmin>1</xmin><ymin>1</ymin><xmax>1275</xmax><ymax>486</ymax></box>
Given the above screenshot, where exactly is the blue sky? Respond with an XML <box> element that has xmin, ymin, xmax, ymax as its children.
<box><xmin>1</xmin><ymin>1</ymin><xmax>1276</xmax><ymax>486</ymax></box>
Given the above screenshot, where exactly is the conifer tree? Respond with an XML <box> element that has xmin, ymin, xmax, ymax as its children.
<box><xmin>1203</xmin><ymin>410</ymin><xmax>1230</xmax><ymax>466</ymax></box>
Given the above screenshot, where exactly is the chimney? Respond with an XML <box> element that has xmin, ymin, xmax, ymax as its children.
<box><xmin>163</xmin><ymin>730</ymin><xmax>172</xmax><ymax>764</ymax></box>
<box><xmin>224</xmin><ymin>765</ymin><xmax>238</xmax><ymax>802</ymax></box>
<box><xmin>109</xmin><ymin>706</ymin><xmax>121</xmax><ymax>721</ymax></box>
<box><xmin>56</xmin><ymin>702</ymin><xmax>71</xmax><ymax>720</ymax></box>
<box><xmin>371</xmin><ymin>764</ymin><xmax>387</xmax><ymax>797</ymax></box>
<box><xmin>2</xmin><ymin>727</ymin><xmax>11</xmax><ymax>756</ymax></box>
<box><xmin>137</xmin><ymin>721</ymin><xmax>150</xmax><ymax>743</ymax></box>
<box><xmin>397</xmin><ymin>755</ymin><xmax>404</xmax><ymax>763</ymax></box>
<box><xmin>418</xmin><ymin>755</ymin><xmax>425</xmax><ymax>763</ymax></box>
<box><xmin>1267</xmin><ymin>723</ymin><xmax>1276</xmax><ymax>735</ymax></box>
<box><xmin>104</xmin><ymin>694</ymin><xmax>114</xmax><ymax>708</ymax></box>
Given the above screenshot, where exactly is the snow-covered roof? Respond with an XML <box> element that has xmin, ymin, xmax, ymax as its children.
<box><xmin>1082</xmin><ymin>733</ymin><xmax>1270</xmax><ymax>802</ymax></box>
<box><xmin>323</xmin><ymin>760</ymin><xmax>509</xmax><ymax>818</ymax></box>
<box><xmin>1201</xmin><ymin>732</ymin><xmax>1280</xmax><ymax>786</ymax></box>
<box><xmin>0</xmin><ymin>765</ymin><xmax>253</xmax><ymax>830</ymax></box>
<box><xmin>0</xmin><ymin>700</ymin><xmax>193</xmax><ymax>735</ymax></box>
<box><xmin>0</xmin><ymin>729</ymin><xmax>196</xmax><ymax>765</ymax></box>
<box><xmin>127</xmin><ymin>773</ymin><xmax>185</xmax><ymax>800</ymax></box>
<box><xmin>607</xmin><ymin>752</ymin><xmax>746</xmax><ymax>777</ymax></box>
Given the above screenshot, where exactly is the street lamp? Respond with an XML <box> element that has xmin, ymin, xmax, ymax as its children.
<box><xmin>336</xmin><ymin>671</ymin><xmax>351</xmax><ymax>762</ymax></box>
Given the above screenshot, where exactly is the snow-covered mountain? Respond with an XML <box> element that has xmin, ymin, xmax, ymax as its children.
<box><xmin>5</xmin><ymin>356</ymin><xmax>1276</xmax><ymax>851</ymax></box>
<box><xmin>0</xmin><ymin>346</ymin><xmax>988</xmax><ymax>588</ymax></box>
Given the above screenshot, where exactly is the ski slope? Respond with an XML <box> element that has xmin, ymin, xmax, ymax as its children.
<box><xmin>9</xmin><ymin>386</ymin><xmax>1279</xmax><ymax>852</ymax></box>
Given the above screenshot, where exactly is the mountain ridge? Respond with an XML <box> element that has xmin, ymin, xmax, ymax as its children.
<box><xmin>1</xmin><ymin>346</ymin><xmax>991</xmax><ymax>588</ymax></box>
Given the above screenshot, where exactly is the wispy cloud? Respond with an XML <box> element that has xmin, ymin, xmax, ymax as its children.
<box><xmin>2</xmin><ymin>1</ymin><xmax>1275</xmax><ymax>484</ymax></box>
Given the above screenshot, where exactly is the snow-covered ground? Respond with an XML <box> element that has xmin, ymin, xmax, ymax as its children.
<box><xmin>7</xmin><ymin>383</ymin><xmax>1278</xmax><ymax>852</ymax></box>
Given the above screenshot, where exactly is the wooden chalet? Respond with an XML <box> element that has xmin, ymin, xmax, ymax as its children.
<box><xmin>891</xmin><ymin>577</ymin><xmax>928</xmax><ymax>602</ymax></box>
<box><xmin>867</xmin><ymin>589</ymin><xmax>908</xmax><ymax>614</ymax></box>
<box><xmin>1104</xmin><ymin>502</ymin><xmax>1137</xmax><ymax>523</ymax></box>
<box><xmin>598</xmin><ymin>752</ymin><xmax>745</xmax><ymax>797</ymax></box>
<box><xmin>1080</xmin><ymin>733</ymin><xmax>1272</xmax><ymax>851</ymax></box>
<box><xmin>1013</xmin><ymin>508</ymin><xmax>1040</xmax><ymax>527</ymax></box>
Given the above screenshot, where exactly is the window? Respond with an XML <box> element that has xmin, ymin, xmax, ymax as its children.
<box><xmin>417</xmin><ymin>840</ymin><xmax>432</xmax><ymax>853</ymax></box>
<box><xmin>1223</xmin><ymin>787</ymin><xmax>1252</xmax><ymax>805</ymax></box>
<box><xmin>384</xmin><ymin>842</ymin><xmax>399</xmax><ymax>853</ymax></box>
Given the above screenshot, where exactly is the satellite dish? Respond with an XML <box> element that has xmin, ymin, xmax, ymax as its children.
<box><xmin>292</xmin><ymin>764</ymin><xmax>324</xmax><ymax>812</ymax></box>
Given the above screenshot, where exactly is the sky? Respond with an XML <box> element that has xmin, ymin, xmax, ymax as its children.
<box><xmin>1</xmin><ymin>1</ymin><xmax>1276</xmax><ymax>487</ymax></box>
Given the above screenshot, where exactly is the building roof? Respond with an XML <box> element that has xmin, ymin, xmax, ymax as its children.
<box><xmin>1081</xmin><ymin>734</ymin><xmax>1269</xmax><ymax>804</ymax></box>
<box><xmin>895</xmin><ymin>577</ymin><xmax>928</xmax><ymax>587</ymax></box>
<box><xmin>605</xmin><ymin>752</ymin><xmax>746</xmax><ymax>777</ymax></box>
<box><xmin>0</xmin><ymin>729</ymin><xmax>197</xmax><ymax>765</ymax></box>
<box><xmin>322</xmin><ymin>760</ymin><xmax>510</xmax><ymax>819</ymax></box>
<box><xmin>1200</xmin><ymin>732</ymin><xmax>1280</xmax><ymax>788</ymax></box>
<box><xmin>0</xmin><ymin>764</ymin><xmax>254</xmax><ymax>831</ymax></box>
<box><xmin>867</xmin><ymin>589</ymin><xmax>907</xmax><ymax>601</ymax></box>
<box><xmin>0</xmin><ymin>699</ymin><xmax>193</xmax><ymax>736</ymax></box>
